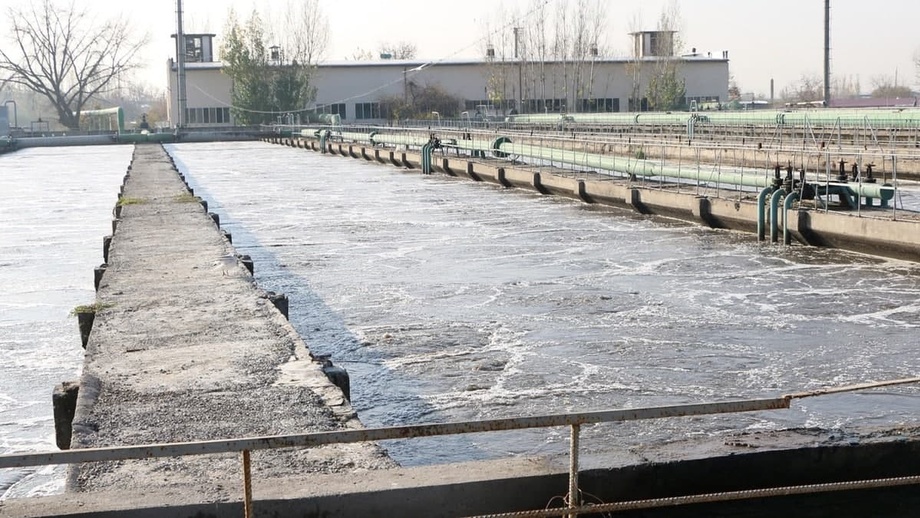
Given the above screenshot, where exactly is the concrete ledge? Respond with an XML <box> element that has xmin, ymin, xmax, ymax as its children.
<box><xmin>536</xmin><ymin>173</ymin><xmax>579</xmax><ymax>198</ymax></box>
<box><xmin>284</xmin><ymin>137</ymin><xmax>920</xmax><ymax>261</ymax></box>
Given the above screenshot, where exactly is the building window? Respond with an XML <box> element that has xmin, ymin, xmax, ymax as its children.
<box><xmin>522</xmin><ymin>99</ymin><xmax>565</xmax><ymax>113</ymax></box>
<box><xmin>355</xmin><ymin>102</ymin><xmax>380</xmax><ymax>120</ymax></box>
<box><xmin>317</xmin><ymin>103</ymin><xmax>347</xmax><ymax>120</ymax></box>
<box><xmin>184</xmin><ymin>107</ymin><xmax>232</xmax><ymax>125</ymax></box>
<box><xmin>578</xmin><ymin>98</ymin><xmax>619</xmax><ymax>113</ymax></box>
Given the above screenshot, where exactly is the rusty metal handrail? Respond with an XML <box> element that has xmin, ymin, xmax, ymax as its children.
<box><xmin>0</xmin><ymin>397</ymin><xmax>789</xmax><ymax>469</ymax></box>
<box><xmin>1</xmin><ymin>377</ymin><xmax>918</xmax><ymax>517</ymax></box>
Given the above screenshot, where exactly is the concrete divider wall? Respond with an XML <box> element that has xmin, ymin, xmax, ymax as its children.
<box><xmin>66</xmin><ymin>143</ymin><xmax>394</xmax><ymax>498</ymax></box>
<box><xmin>797</xmin><ymin>210</ymin><xmax>920</xmax><ymax>261</ymax></box>
<box><xmin>276</xmin><ymin>137</ymin><xmax>920</xmax><ymax>261</ymax></box>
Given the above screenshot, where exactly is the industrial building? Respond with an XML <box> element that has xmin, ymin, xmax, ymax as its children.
<box><xmin>166</xmin><ymin>32</ymin><xmax>730</xmax><ymax>127</ymax></box>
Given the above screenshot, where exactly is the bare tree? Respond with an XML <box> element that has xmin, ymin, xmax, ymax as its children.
<box><xmin>914</xmin><ymin>48</ymin><xmax>920</xmax><ymax>88</ymax></box>
<box><xmin>626</xmin><ymin>12</ymin><xmax>644</xmax><ymax>111</ymax></box>
<box><xmin>832</xmin><ymin>74</ymin><xmax>861</xmax><ymax>99</ymax></box>
<box><xmin>267</xmin><ymin>0</ymin><xmax>329</xmax><ymax>65</ymax></box>
<box><xmin>869</xmin><ymin>75</ymin><xmax>913</xmax><ymax>99</ymax></box>
<box><xmin>645</xmin><ymin>2</ymin><xmax>686</xmax><ymax>111</ymax></box>
<box><xmin>0</xmin><ymin>0</ymin><xmax>148</xmax><ymax>130</ymax></box>
<box><xmin>780</xmin><ymin>74</ymin><xmax>824</xmax><ymax>104</ymax></box>
<box><xmin>479</xmin><ymin>0</ymin><xmax>608</xmax><ymax>114</ymax></box>
<box><xmin>350</xmin><ymin>48</ymin><xmax>374</xmax><ymax>61</ymax></box>
<box><xmin>378</xmin><ymin>42</ymin><xmax>417</xmax><ymax>60</ymax></box>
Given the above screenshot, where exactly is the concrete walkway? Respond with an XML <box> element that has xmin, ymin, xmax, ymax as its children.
<box><xmin>67</xmin><ymin>144</ymin><xmax>393</xmax><ymax>498</ymax></box>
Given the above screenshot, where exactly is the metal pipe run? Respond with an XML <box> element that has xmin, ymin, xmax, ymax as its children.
<box><xmin>757</xmin><ymin>187</ymin><xmax>772</xmax><ymax>242</ymax></box>
<box><xmin>309</xmin><ymin>130</ymin><xmax>896</xmax><ymax>202</ymax></box>
<box><xmin>784</xmin><ymin>192</ymin><xmax>801</xmax><ymax>245</ymax></box>
<box><xmin>770</xmin><ymin>188</ymin><xmax>786</xmax><ymax>243</ymax></box>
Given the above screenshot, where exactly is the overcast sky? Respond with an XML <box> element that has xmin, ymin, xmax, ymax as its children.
<box><xmin>4</xmin><ymin>0</ymin><xmax>920</xmax><ymax>98</ymax></box>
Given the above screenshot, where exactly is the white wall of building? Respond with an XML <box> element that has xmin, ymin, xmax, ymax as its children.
<box><xmin>167</xmin><ymin>57</ymin><xmax>729</xmax><ymax>127</ymax></box>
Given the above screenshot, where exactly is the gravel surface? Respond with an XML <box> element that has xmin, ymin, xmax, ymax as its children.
<box><xmin>68</xmin><ymin>144</ymin><xmax>394</xmax><ymax>499</ymax></box>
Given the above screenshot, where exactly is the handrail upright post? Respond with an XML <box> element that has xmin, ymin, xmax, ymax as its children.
<box><xmin>567</xmin><ymin>423</ymin><xmax>581</xmax><ymax>518</ymax></box>
<box><xmin>243</xmin><ymin>449</ymin><xmax>253</xmax><ymax>518</ymax></box>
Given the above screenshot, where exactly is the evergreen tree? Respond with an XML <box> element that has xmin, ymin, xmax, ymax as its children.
<box><xmin>221</xmin><ymin>10</ymin><xmax>316</xmax><ymax>125</ymax></box>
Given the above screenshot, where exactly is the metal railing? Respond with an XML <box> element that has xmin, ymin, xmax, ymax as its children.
<box><xmin>1</xmin><ymin>378</ymin><xmax>918</xmax><ymax>517</ymax></box>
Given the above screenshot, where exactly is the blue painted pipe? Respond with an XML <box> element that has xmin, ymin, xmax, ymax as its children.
<box><xmin>783</xmin><ymin>192</ymin><xmax>800</xmax><ymax>245</ymax></box>
<box><xmin>770</xmin><ymin>188</ymin><xmax>786</xmax><ymax>243</ymax></box>
<box><xmin>757</xmin><ymin>187</ymin><xmax>772</xmax><ymax>242</ymax></box>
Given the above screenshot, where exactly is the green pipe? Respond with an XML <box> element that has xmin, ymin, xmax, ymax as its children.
<box><xmin>492</xmin><ymin>141</ymin><xmax>895</xmax><ymax>201</ymax></box>
<box><xmin>339</xmin><ymin>131</ymin><xmax>373</xmax><ymax>144</ymax></box>
<box><xmin>318</xmin><ymin>131</ymin><xmax>896</xmax><ymax>202</ymax></box>
<box><xmin>319</xmin><ymin>130</ymin><xmax>330</xmax><ymax>154</ymax></box>
<box><xmin>757</xmin><ymin>187</ymin><xmax>771</xmax><ymax>242</ymax></box>
<box><xmin>784</xmin><ymin>192</ymin><xmax>800</xmax><ymax>245</ymax></box>
<box><xmin>421</xmin><ymin>143</ymin><xmax>431</xmax><ymax>174</ymax></box>
<box><xmin>770</xmin><ymin>188</ymin><xmax>786</xmax><ymax>243</ymax></box>
<box><xmin>371</xmin><ymin>133</ymin><xmax>431</xmax><ymax>147</ymax></box>
<box><xmin>496</xmin><ymin>142</ymin><xmax>777</xmax><ymax>189</ymax></box>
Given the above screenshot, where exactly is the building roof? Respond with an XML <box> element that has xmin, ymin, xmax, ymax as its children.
<box><xmin>830</xmin><ymin>97</ymin><xmax>919</xmax><ymax>109</ymax></box>
<box><xmin>171</xmin><ymin>54</ymin><xmax>728</xmax><ymax>71</ymax></box>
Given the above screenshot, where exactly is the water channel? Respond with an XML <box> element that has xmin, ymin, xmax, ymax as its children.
<box><xmin>2</xmin><ymin>141</ymin><xmax>918</xmax><ymax>497</ymax></box>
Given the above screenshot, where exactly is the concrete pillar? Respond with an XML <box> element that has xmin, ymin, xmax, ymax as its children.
<box><xmin>497</xmin><ymin>168</ymin><xmax>510</xmax><ymax>188</ymax></box>
<box><xmin>575</xmin><ymin>180</ymin><xmax>591</xmax><ymax>203</ymax></box>
<box><xmin>208</xmin><ymin>212</ymin><xmax>220</xmax><ymax>228</ymax></box>
<box><xmin>442</xmin><ymin>158</ymin><xmax>455</xmax><ymax>176</ymax></box>
<box><xmin>532</xmin><ymin>172</ymin><xmax>548</xmax><ymax>194</ymax></box>
<box><xmin>198</xmin><ymin>198</ymin><xmax>208</xmax><ymax>212</ymax></box>
<box><xmin>222</xmin><ymin>230</ymin><xmax>233</xmax><ymax>244</ymax></box>
<box><xmin>266</xmin><ymin>291</ymin><xmax>289</xmax><ymax>320</ymax></box>
<box><xmin>52</xmin><ymin>381</ymin><xmax>79</xmax><ymax>450</ymax></box>
<box><xmin>692</xmin><ymin>197</ymin><xmax>714</xmax><ymax>227</ymax></box>
<box><xmin>323</xmin><ymin>365</ymin><xmax>350</xmax><ymax>401</ymax></box>
<box><xmin>76</xmin><ymin>310</ymin><xmax>94</xmax><ymax>348</ymax></box>
<box><xmin>467</xmin><ymin>162</ymin><xmax>482</xmax><ymax>181</ymax></box>
<box><xmin>111</xmin><ymin>219</ymin><xmax>120</xmax><ymax>234</ymax></box>
<box><xmin>628</xmin><ymin>189</ymin><xmax>647</xmax><ymax>214</ymax></box>
<box><xmin>94</xmin><ymin>264</ymin><xmax>107</xmax><ymax>291</ymax></box>
<box><xmin>103</xmin><ymin>235</ymin><xmax>112</xmax><ymax>263</ymax></box>
<box><xmin>237</xmin><ymin>254</ymin><xmax>253</xmax><ymax>275</ymax></box>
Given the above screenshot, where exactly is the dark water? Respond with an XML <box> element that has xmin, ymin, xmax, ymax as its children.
<box><xmin>2</xmin><ymin>141</ymin><xmax>917</xmax><ymax>497</ymax></box>
<box><xmin>168</xmin><ymin>141</ymin><xmax>919</xmax><ymax>464</ymax></box>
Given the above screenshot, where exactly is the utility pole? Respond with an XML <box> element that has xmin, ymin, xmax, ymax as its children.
<box><xmin>824</xmin><ymin>0</ymin><xmax>831</xmax><ymax>107</ymax></box>
<box><xmin>514</xmin><ymin>27</ymin><xmax>523</xmax><ymax>114</ymax></box>
<box><xmin>176</xmin><ymin>0</ymin><xmax>187</xmax><ymax>128</ymax></box>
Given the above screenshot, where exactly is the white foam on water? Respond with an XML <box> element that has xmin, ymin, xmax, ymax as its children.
<box><xmin>164</xmin><ymin>142</ymin><xmax>920</xmax><ymax>465</ymax></box>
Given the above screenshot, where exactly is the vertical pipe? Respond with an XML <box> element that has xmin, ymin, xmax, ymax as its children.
<box><xmin>176</xmin><ymin>0</ymin><xmax>187</xmax><ymax>128</ymax></box>
<box><xmin>784</xmin><ymin>192</ymin><xmax>800</xmax><ymax>245</ymax></box>
<box><xmin>567</xmin><ymin>424</ymin><xmax>580</xmax><ymax>518</ymax></box>
<box><xmin>242</xmin><ymin>449</ymin><xmax>253</xmax><ymax>518</ymax></box>
<box><xmin>757</xmin><ymin>187</ymin><xmax>771</xmax><ymax>241</ymax></box>
<box><xmin>824</xmin><ymin>0</ymin><xmax>831</xmax><ymax>107</ymax></box>
<box><xmin>770</xmin><ymin>188</ymin><xmax>786</xmax><ymax>243</ymax></box>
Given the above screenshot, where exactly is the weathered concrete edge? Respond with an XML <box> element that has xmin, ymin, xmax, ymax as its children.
<box><xmin>273</xmin><ymin>136</ymin><xmax>920</xmax><ymax>262</ymax></box>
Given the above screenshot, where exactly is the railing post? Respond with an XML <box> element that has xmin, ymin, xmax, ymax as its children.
<box><xmin>242</xmin><ymin>449</ymin><xmax>253</xmax><ymax>518</ymax></box>
<box><xmin>567</xmin><ymin>423</ymin><xmax>580</xmax><ymax>518</ymax></box>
